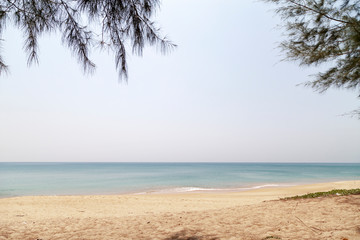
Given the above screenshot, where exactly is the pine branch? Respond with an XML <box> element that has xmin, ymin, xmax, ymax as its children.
<box><xmin>287</xmin><ymin>0</ymin><xmax>350</xmax><ymax>24</ymax></box>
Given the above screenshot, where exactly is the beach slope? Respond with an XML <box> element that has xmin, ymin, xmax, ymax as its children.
<box><xmin>0</xmin><ymin>181</ymin><xmax>359</xmax><ymax>240</ymax></box>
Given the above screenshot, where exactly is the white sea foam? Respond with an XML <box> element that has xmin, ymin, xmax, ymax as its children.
<box><xmin>135</xmin><ymin>187</ymin><xmax>225</xmax><ymax>194</ymax></box>
<box><xmin>168</xmin><ymin>187</ymin><xmax>225</xmax><ymax>192</ymax></box>
<box><xmin>134</xmin><ymin>183</ymin><xmax>296</xmax><ymax>194</ymax></box>
<box><xmin>248</xmin><ymin>184</ymin><xmax>281</xmax><ymax>189</ymax></box>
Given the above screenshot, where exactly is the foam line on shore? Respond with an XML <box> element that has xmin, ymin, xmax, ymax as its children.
<box><xmin>134</xmin><ymin>183</ymin><xmax>296</xmax><ymax>194</ymax></box>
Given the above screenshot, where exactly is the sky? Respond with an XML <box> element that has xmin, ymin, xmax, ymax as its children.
<box><xmin>0</xmin><ymin>0</ymin><xmax>359</xmax><ymax>162</ymax></box>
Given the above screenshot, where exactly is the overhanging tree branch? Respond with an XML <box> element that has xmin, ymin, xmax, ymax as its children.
<box><xmin>0</xmin><ymin>0</ymin><xmax>175</xmax><ymax>80</ymax></box>
<box><xmin>265</xmin><ymin>0</ymin><xmax>360</xmax><ymax>116</ymax></box>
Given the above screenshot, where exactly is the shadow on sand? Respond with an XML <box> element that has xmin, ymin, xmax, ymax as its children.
<box><xmin>164</xmin><ymin>230</ymin><xmax>219</xmax><ymax>240</ymax></box>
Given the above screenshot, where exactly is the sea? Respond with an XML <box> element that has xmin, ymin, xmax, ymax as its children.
<box><xmin>0</xmin><ymin>162</ymin><xmax>359</xmax><ymax>198</ymax></box>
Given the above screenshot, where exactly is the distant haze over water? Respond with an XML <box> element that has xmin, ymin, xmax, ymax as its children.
<box><xmin>0</xmin><ymin>162</ymin><xmax>359</xmax><ymax>198</ymax></box>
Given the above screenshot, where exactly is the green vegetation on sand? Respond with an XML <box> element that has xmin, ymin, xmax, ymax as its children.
<box><xmin>283</xmin><ymin>189</ymin><xmax>360</xmax><ymax>200</ymax></box>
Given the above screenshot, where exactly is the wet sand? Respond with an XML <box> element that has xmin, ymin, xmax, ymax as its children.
<box><xmin>0</xmin><ymin>180</ymin><xmax>359</xmax><ymax>240</ymax></box>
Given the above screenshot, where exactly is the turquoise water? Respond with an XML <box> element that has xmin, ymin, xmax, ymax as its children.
<box><xmin>0</xmin><ymin>162</ymin><xmax>359</xmax><ymax>198</ymax></box>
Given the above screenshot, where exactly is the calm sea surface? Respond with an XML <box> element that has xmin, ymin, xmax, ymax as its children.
<box><xmin>0</xmin><ymin>162</ymin><xmax>359</xmax><ymax>198</ymax></box>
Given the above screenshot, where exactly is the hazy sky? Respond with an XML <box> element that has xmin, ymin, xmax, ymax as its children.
<box><xmin>0</xmin><ymin>0</ymin><xmax>359</xmax><ymax>162</ymax></box>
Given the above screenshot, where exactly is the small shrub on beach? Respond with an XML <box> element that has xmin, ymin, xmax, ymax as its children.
<box><xmin>282</xmin><ymin>188</ymin><xmax>360</xmax><ymax>200</ymax></box>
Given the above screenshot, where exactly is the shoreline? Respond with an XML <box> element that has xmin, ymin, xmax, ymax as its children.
<box><xmin>2</xmin><ymin>178</ymin><xmax>359</xmax><ymax>199</ymax></box>
<box><xmin>134</xmin><ymin>179</ymin><xmax>359</xmax><ymax>195</ymax></box>
<box><xmin>2</xmin><ymin>162</ymin><xmax>359</xmax><ymax>199</ymax></box>
<box><xmin>2</xmin><ymin>180</ymin><xmax>359</xmax><ymax>202</ymax></box>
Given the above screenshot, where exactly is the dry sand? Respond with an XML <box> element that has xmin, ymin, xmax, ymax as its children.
<box><xmin>0</xmin><ymin>180</ymin><xmax>359</xmax><ymax>240</ymax></box>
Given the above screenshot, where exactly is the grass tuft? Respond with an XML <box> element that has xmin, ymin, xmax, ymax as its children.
<box><xmin>282</xmin><ymin>188</ymin><xmax>360</xmax><ymax>200</ymax></box>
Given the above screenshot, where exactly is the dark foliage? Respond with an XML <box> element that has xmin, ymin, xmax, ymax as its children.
<box><xmin>265</xmin><ymin>0</ymin><xmax>360</xmax><ymax>115</ymax></box>
<box><xmin>0</xmin><ymin>0</ymin><xmax>175</xmax><ymax>79</ymax></box>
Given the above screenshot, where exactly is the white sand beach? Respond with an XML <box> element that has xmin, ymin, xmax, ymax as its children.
<box><xmin>0</xmin><ymin>180</ymin><xmax>359</xmax><ymax>240</ymax></box>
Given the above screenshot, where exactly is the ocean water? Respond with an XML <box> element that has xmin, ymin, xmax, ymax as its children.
<box><xmin>0</xmin><ymin>162</ymin><xmax>359</xmax><ymax>198</ymax></box>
